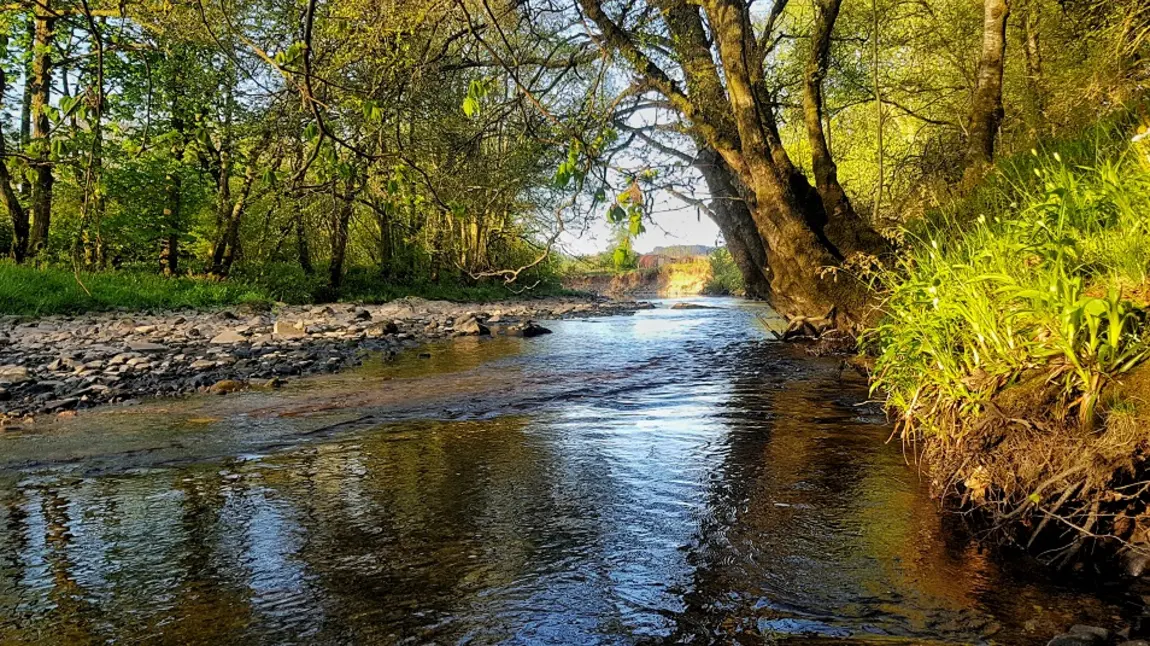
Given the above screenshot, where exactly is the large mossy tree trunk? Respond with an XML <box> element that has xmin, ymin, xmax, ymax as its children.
<box><xmin>582</xmin><ymin>0</ymin><xmax>881</xmax><ymax>328</ymax></box>
<box><xmin>695</xmin><ymin>148</ymin><xmax>771</xmax><ymax>300</ymax></box>
<box><xmin>964</xmin><ymin>0</ymin><xmax>1011</xmax><ymax>187</ymax></box>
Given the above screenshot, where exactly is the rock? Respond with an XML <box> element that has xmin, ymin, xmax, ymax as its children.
<box><xmin>0</xmin><ymin>366</ymin><xmax>31</xmax><ymax>384</ymax></box>
<box><xmin>354</xmin><ymin>308</ymin><xmax>372</xmax><ymax>321</ymax></box>
<box><xmin>190</xmin><ymin>359</ymin><xmax>217</xmax><ymax>370</ymax></box>
<box><xmin>43</xmin><ymin>397</ymin><xmax>79</xmax><ymax>412</ymax></box>
<box><xmin>127</xmin><ymin>341</ymin><xmax>166</xmax><ymax>352</ymax></box>
<box><xmin>264</xmin><ymin>377</ymin><xmax>285</xmax><ymax>389</ymax></box>
<box><xmin>1069</xmin><ymin>626</ymin><xmax>1110</xmax><ymax>643</ymax></box>
<box><xmin>1047</xmin><ymin>628</ymin><xmax>1108</xmax><ymax>646</ymax></box>
<box><xmin>273</xmin><ymin>320</ymin><xmax>307</xmax><ymax>338</ymax></box>
<box><xmin>0</xmin><ymin>387</ymin><xmax>9</xmax><ymax>401</ymax></box>
<box><xmin>217</xmin><ymin>310</ymin><xmax>240</xmax><ymax>320</ymax></box>
<box><xmin>455</xmin><ymin>317</ymin><xmax>490</xmax><ymax>336</ymax></box>
<box><xmin>133</xmin><ymin>325</ymin><xmax>157</xmax><ymax>334</ymax></box>
<box><xmin>209</xmin><ymin>330</ymin><xmax>247</xmax><ymax>344</ymax></box>
<box><xmin>208</xmin><ymin>379</ymin><xmax>246</xmax><ymax>395</ymax></box>
<box><xmin>670</xmin><ymin>302</ymin><xmax>716</xmax><ymax>310</ymax></box>
<box><xmin>1118</xmin><ymin>641</ymin><xmax>1150</xmax><ymax>646</ymax></box>
<box><xmin>522</xmin><ymin>322</ymin><xmax>552</xmax><ymax>338</ymax></box>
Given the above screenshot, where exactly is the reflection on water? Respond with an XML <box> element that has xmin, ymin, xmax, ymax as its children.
<box><xmin>0</xmin><ymin>300</ymin><xmax>1132</xmax><ymax>644</ymax></box>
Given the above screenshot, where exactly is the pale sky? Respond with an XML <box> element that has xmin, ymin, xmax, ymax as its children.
<box><xmin>558</xmin><ymin>195</ymin><xmax>723</xmax><ymax>256</ymax></box>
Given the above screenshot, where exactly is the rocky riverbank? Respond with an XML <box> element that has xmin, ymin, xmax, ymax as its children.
<box><xmin>0</xmin><ymin>296</ymin><xmax>651</xmax><ymax>425</ymax></box>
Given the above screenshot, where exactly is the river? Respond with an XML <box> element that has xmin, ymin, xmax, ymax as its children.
<box><xmin>0</xmin><ymin>299</ymin><xmax>1134</xmax><ymax>644</ymax></box>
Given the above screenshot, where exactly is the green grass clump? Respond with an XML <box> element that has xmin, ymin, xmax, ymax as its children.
<box><xmin>868</xmin><ymin>124</ymin><xmax>1150</xmax><ymax>438</ymax></box>
<box><xmin>0</xmin><ymin>263</ymin><xmax>273</xmax><ymax>316</ymax></box>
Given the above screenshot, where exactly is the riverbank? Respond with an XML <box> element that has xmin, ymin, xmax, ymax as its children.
<box><xmin>865</xmin><ymin>114</ymin><xmax>1150</xmax><ymax>570</ymax></box>
<box><xmin>0</xmin><ymin>296</ymin><xmax>651</xmax><ymax>425</ymax></box>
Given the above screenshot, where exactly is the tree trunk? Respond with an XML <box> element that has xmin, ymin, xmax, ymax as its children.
<box><xmin>328</xmin><ymin>187</ymin><xmax>354</xmax><ymax>291</ymax></box>
<box><xmin>0</xmin><ymin>67</ymin><xmax>29</xmax><ymax>262</ymax></box>
<box><xmin>19</xmin><ymin>20</ymin><xmax>33</xmax><ymax>201</ymax></box>
<box><xmin>580</xmin><ymin>0</ymin><xmax>875</xmax><ymax>328</ymax></box>
<box><xmin>161</xmin><ymin>171</ymin><xmax>181</xmax><ymax>276</ymax></box>
<box><xmin>1019</xmin><ymin>0</ymin><xmax>1045</xmax><ymax>123</ymax></box>
<box><xmin>964</xmin><ymin>0</ymin><xmax>1011</xmax><ymax>187</ymax></box>
<box><xmin>295</xmin><ymin>205</ymin><xmax>313</xmax><ymax>275</ymax></box>
<box><xmin>695</xmin><ymin>148</ymin><xmax>771</xmax><ymax>300</ymax></box>
<box><xmin>803</xmin><ymin>0</ymin><xmax>889</xmax><ymax>260</ymax></box>
<box><xmin>27</xmin><ymin>2</ymin><xmax>55</xmax><ymax>258</ymax></box>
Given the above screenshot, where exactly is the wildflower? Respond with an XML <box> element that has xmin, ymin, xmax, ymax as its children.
<box><xmin>1054</xmin><ymin>152</ymin><xmax>1062</xmax><ymax>163</ymax></box>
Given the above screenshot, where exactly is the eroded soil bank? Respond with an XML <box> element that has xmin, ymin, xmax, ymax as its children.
<box><xmin>0</xmin><ymin>296</ymin><xmax>650</xmax><ymax>424</ymax></box>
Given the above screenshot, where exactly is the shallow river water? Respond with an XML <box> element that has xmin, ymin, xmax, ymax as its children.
<box><xmin>0</xmin><ymin>299</ymin><xmax>1136</xmax><ymax>644</ymax></box>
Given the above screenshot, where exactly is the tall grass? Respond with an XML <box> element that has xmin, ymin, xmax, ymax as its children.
<box><xmin>868</xmin><ymin>122</ymin><xmax>1150</xmax><ymax>437</ymax></box>
<box><xmin>0</xmin><ymin>262</ymin><xmax>579</xmax><ymax>317</ymax></box>
<box><xmin>0</xmin><ymin>263</ymin><xmax>273</xmax><ymax>316</ymax></box>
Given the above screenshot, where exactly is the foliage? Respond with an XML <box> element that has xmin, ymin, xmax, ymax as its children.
<box><xmin>867</xmin><ymin>119</ymin><xmax>1150</xmax><ymax>438</ymax></box>
<box><xmin>703</xmin><ymin>248</ymin><xmax>744</xmax><ymax>296</ymax></box>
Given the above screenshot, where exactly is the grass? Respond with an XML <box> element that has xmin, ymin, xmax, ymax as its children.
<box><xmin>866</xmin><ymin>113</ymin><xmax>1150</xmax><ymax>439</ymax></box>
<box><xmin>0</xmin><ymin>262</ymin><xmax>580</xmax><ymax>317</ymax></box>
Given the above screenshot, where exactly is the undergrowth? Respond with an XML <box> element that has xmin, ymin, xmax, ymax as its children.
<box><xmin>0</xmin><ymin>262</ymin><xmax>577</xmax><ymax>317</ymax></box>
<box><xmin>865</xmin><ymin>112</ymin><xmax>1150</xmax><ymax>565</ymax></box>
<box><xmin>869</xmin><ymin>117</ymin><xmax>1150</xmax><ymax>439</ymax></box>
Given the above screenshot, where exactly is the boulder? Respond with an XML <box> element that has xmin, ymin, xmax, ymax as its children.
<box><xmin>209</xmin><ymin>330</ymin><xmax>247</xmax><ymax>344</ymax></box>
<box><xmin>273</xmin><ymin>320</ymin><xmax>308</xmax><ymax>338</ymax></box>
<box><xmin>208</xmin><ymin>379</ymin><xmax>246</xmax><ymax>395</ymax></box>
<box><xmin>455</xmin><ymin>317</ymin><xmax>490</xmax><ymax>336</ymax></box>
<box><xmin>522</xmin><ymin>322</ymin><xmax>552</xmax><ymax>338</ymax></box>
<box><xmin>0</xmin><ymin>366</ymin><xmax>31</xmax><ymax>384</ymax></box>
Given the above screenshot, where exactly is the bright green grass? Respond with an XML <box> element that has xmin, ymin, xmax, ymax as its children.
<box><xmin>867</xmin><ymin>114</ymin><xmax>1150</xmax><ymax>437</ymax></box>
<box><xmin>0</xmin><ymin>262</ymin><xmax>580</xmax><ymax>317</ymax></box>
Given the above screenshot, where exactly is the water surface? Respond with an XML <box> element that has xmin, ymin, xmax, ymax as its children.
<box><xmin>0</xmin><ymin>300</ymin><xmax>1132</xmax><ymax>644</ymax></box>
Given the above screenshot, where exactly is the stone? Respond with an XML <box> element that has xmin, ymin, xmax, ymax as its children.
<box><xmin>127</xmin><ymin>341</ymin><xmax>166</xmax><ymax>352</ymax></box>
<box><xmin>1047</xmin><ymin>631</ymin><xmax>1106</xmax><ymax>646</ymax></box>
<box><xmin>264</xmin><ymin>377</ymin><xmax>285</xmax><ymax>389</ymax></box>
<box><xmin>0</xmin><ymin>387</ymin><xmax>9</xmax><ymax>401</ymax></box>
<box><xmin>210</xmin><ymin>330</ymin><xmax>247</xmax><ymax>344</ymax></box>
<box><xmin>1068</xmin><ymin>626</ymin><xmax>1110</xmax><ymax>643</ymax></box>
<box><xmin>273</xmin><ymin>320</ymin><xmax>307</xmax><ymax>338</ymax></box>
<box><xmin>354</xmin><ymin>308</ymin><xmax>372</xmax><ymax>321</ymax></box>
<box><xmin>208</xmin><ymin>379</ymin><xmax>246</xmax><ymax>395</ymax></box>
<box><xmin>522</xmin><ymin>322</ymin><xmax>552</xmax><ymax>338</ymax></box>
<box><xmin>190</xmin><ymin>359</ymin><xmax>217</xmax><ymax>370</ymax></box>
<box><xmin>43</xmin><ymin>397</ymin><xmax>79</xmax><ymax>412</ymax></box>
<box><xmin>1118</xmin><ymin>642</ymin><xmax>1150</xmax><ymax>646</ymax></box>
<box><xmin>670</xmin><ymin>302</ymin><xmax>716</xmax><ymax>310</ymax></box>
<box><xmin>134</xmin><ymin>325</ymin><xmax>157</xmax><ymax>334</ymax></box>
<box><xmin>0</xmin><ymin>366</ymin><xmax>31</xmax><ymax>384</ymax></box>
<box><xmin>455</xmin><ymin>317</ymin><xmax>490</xmax><ymax>336</ymax></box>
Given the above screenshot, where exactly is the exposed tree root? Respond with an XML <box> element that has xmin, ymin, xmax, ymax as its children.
<box><xmin>921</xmin><ymin>363</ymin><xmax>1150</xmax><ymax>573</ymax></box>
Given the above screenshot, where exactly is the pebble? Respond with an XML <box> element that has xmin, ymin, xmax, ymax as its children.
<box><xmin>0</xmin><ymin>296</ymin><xmax>650</xmax><ymax>419</ymax></box>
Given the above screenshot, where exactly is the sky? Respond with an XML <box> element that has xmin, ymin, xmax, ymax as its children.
<box><xmin>557</xmin><ymin>196</ymin><xmax>723</xmax><ymax>256</ymax></box>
